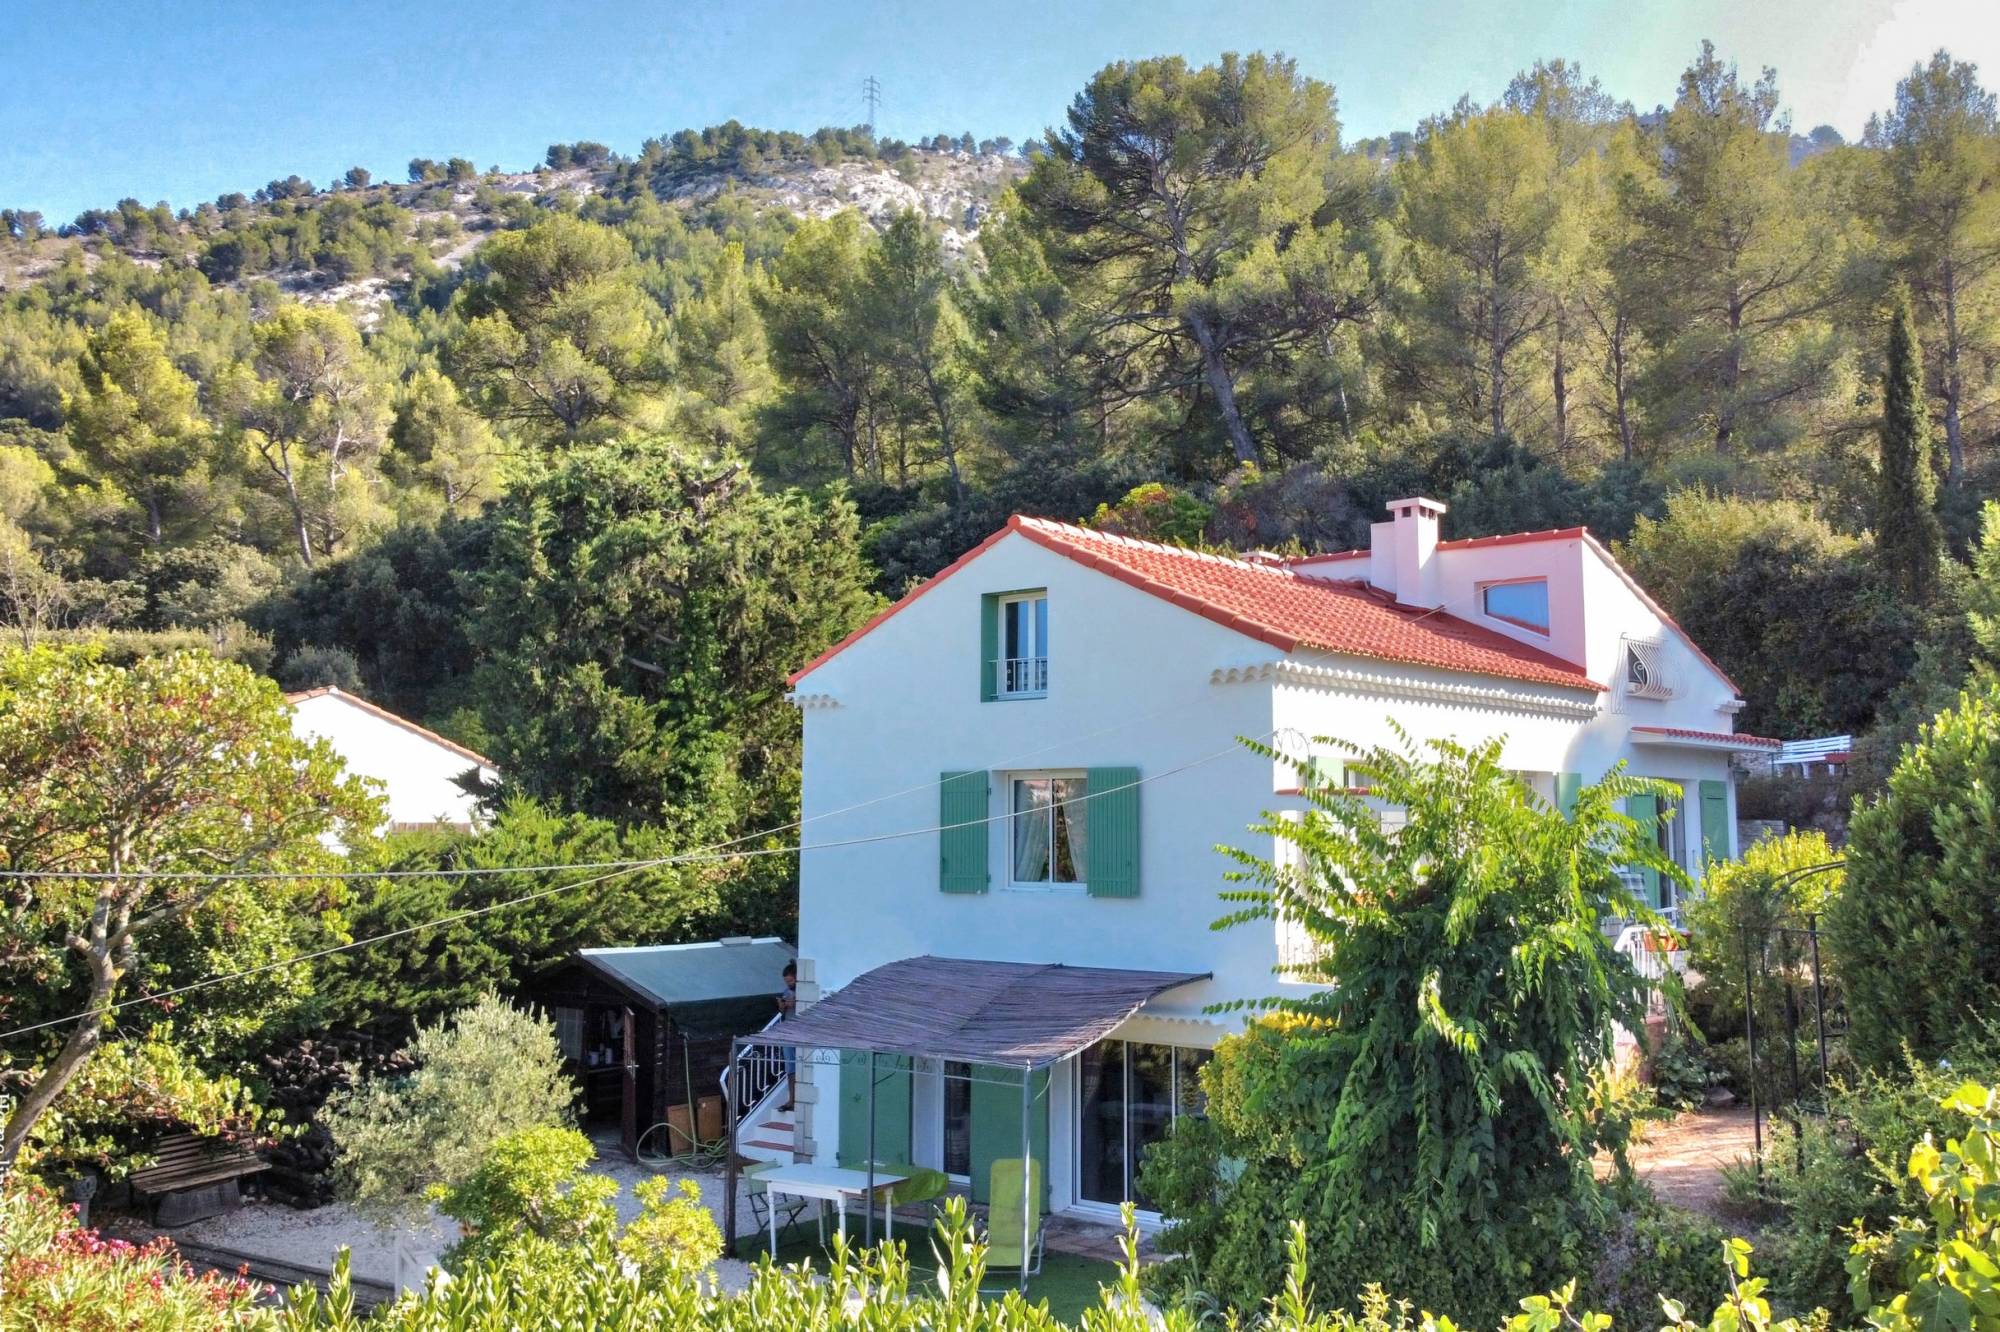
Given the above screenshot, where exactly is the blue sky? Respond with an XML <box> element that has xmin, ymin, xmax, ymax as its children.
<box><xmin>4</xmin><ymin>0</ymin><xmax>1996</xmax><ymax>221</ymax></box>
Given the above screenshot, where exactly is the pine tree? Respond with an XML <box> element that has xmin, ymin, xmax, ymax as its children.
<box><xmin>1877</xmin><ymin>290</ymin><xmax>1944</xmax><ymax>602</ymax></box>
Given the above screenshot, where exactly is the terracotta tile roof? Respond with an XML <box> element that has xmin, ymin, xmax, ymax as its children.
<box><xmin>1285</xmin><ymin>526</ymin><xmax>1744</xmax><ymax>698</ymax></box>
<box><xmin>285</xmin><ymin>686</ymin><xmax>497</xmax><ymax>768</ymax></box>
<box><xmin>1630</xmin><ymin>725</ymin><xmax>1781</xmax><ymax>749</ymax></box>
<box><xmin>1285</xmin><ymin>527</ymin><xmax>1591</xmax><ymax>566</ymax></box>
<box><xmin>790</xmin><ymin>516</ymin><xmax>1604</xmax><ymax>692</ymax></box>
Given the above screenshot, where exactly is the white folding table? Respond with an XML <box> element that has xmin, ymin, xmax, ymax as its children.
<box><xmin>755</xmin><ymin>1163</ymin><xmax>908</xmax><ymax>1256</ymax></box>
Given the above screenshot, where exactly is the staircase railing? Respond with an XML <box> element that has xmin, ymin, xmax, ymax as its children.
<box><xmin>721</xmin><ymin>1014</ymin><xmax>787</xmax><ymax>1132</ymax></box>
<box><xmin>1615</xmin><ymin>922</ymin><xmax>1687</xmax><ymax>1017</ymax></box>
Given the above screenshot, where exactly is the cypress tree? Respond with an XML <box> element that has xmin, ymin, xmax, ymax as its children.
<box><xmin>1877</xmin><ymin>290</ymin><xmax>1943</xmax><ymax>602</ymax></box>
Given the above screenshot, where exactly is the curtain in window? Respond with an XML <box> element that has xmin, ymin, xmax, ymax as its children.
<box><xmin>1053</xmin><ymin>776</ymin><xmax>1086</xmax><ymax>882</ymax></box>
<box><xmin>1013</xmin><ymin>779</ymin><xmax>1052</xmax><ymax>881</ymax></box>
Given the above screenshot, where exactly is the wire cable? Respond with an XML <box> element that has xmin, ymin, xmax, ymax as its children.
<box><xmin>0</xmin><ymin>734</ymin><xmax>1264</xmax><ymax>1043</ymax></box>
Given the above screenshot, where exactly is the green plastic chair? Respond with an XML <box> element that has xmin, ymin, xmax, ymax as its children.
<box><xmin>983</xmin><ymin>1157</ymin><xmax>1044</xmax><ymax>1280</ymax></box>
<box><xmin>865</xmin><ymin>1160</ymin><xmax>949</xmax><ymax>1208</ymax></box>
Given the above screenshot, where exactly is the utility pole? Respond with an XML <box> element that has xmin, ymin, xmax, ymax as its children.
<box><xmin>862</xmin><ymin>76</ymin><xmax>882</xmax><ymax>133</ymax></box>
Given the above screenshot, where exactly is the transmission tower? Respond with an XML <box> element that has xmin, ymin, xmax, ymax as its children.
<box><xmin>862</xmin><ymin>76</ymin><xmax>882</xmax><ymax>133</ymax></box>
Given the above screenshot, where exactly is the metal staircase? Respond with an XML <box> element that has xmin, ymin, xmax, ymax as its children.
<box><xmin>722</xmin><ymin>1015</ymin><xmax>796</xmax><ymax>1164</ymax></box>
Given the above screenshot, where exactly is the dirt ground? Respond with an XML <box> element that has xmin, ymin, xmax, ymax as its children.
<box><xmin>1604</xmin><ymin>1106</ymin><xmax>1760</xmax><ymax>1222</ymax></box>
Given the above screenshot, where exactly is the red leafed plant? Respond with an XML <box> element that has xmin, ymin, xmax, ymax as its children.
<box><xmin>0</xmin><ymin>1179</ymin><xmax>265</xmax><ymax>1330</ymax></box>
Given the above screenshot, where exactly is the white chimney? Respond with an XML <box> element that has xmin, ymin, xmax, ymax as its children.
<box><xmin>1368</xmin><ymin>497</ymin><xmax>1447</xmax><ymax>607</ymax></box>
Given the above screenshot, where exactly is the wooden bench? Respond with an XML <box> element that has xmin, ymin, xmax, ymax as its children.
<box><xmin>128</xmin><ymin>1132</ymin><xmax>266</xmax><ymax>1223</ymax></box>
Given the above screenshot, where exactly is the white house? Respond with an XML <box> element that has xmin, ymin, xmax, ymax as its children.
<box><xmin>753</xmin><ymin>499</ymin><xmax>1774</xmax><ymax>1226</ymax></box>
<box><xmin>285</xmin><ymin>686</ymin><xmax>497</xmax><ymax>832</ymax></box>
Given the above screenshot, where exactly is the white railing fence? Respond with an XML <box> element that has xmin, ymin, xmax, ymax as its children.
<box><xmin>998</xmin><ymin>656</ymin><xmax>1048</xmax><ymax>695</ymax></box>
<box><xmin>1615</xmin><ymin>922</ymin><xmax>1688</xmax><ymax>1016</ymax></box>
<box><xmin>721</xmin><ymin>1014</ymin><xmax>787</xmax><ymax>1132</ymax></box>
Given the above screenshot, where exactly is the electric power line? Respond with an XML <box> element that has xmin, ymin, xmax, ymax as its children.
<box><xmin>0</xmin><ymin>734</ymin><xmax>1264</xmax><ymax>1044</ymax></box>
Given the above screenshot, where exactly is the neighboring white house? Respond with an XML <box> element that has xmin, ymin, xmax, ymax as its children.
<box><xmin>768</xmin><ymin>498</ymin><xmax>1775</xmax><ymax>1223</ymax></box>
<box><xmin>285</xmin><ymin>686</ymin><xmax>497</xmax><ymax>831</ymax></box>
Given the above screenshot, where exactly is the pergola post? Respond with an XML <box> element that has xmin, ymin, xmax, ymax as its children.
<box><xmin>865</xmin><ymin>1048</ymin><xmax>878</xmax><ymax>1248</ymax></box>
<box><xmin>1019</xmin><ymin>1062</ymin><xmax>1031</xmax><ymax>1293</ymax></box>
<box><xmin>723</xmin><ymin>1035</ymin><xmax>740</xmax><ymax>1254</ymax></box>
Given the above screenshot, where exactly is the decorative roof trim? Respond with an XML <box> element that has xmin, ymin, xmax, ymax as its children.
<box><xmin>1211</xmin><ymin>659</ymin><xmax>1602</xmax><ymax>720</ymax></box>
<box><xmin>788</xmin><ymin>691</ymin><xmax>840</xmax><ymax>710</ymax></box>
<box><xmin>285</xmin><ymin>686</ymin><xmax>496</xmax><ymax>768</ymax></box>
<box><xmin>1630</xmin><ymin>725</ymin><xmax>1782</xmax><ymax>751</ymax></box>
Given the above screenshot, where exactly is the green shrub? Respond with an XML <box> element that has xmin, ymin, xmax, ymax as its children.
<box><xmin>318</xmin><ymin>994</ymin><xmax>573</xmax><ymax>1225</ymax></box>
<box><xmin>1649</xmin><ymin>1029</ymin><xmax>1725</xmax><ymax>1113</ymax></box>
<box><xmin>1830</xmin><ymin>682</ymin><xmax>2000</xmax><ymax>1069</ymax></box>
<box><xmin>1684</xmin><ymin>831</ymin><xmax>1843</xmax><ymax>1062</ymax></box>
<box><xmin>1143</xmin><ymin>735</ymin><xmax>1679</xmax><ymax>1323</ymax></box>
<box><xmin>426</xmin><ymin>1123</ymin><xmax>723</xmax><ymax>1283</ymax></box>
<box><xmin>1760</xmin><ymin>1026</ymin><xmax>2000</xmax><ymax>1312</ymax></box>
<box><xmin>1584</xmin><ymin>1197</ymin><xmax>1732</xmax><ymax>1327</ymax></box>
<box><xmin>1847</xmin><ymin>1082</ymin><xmax>2000</xmax><ymax>1332</ymax></box>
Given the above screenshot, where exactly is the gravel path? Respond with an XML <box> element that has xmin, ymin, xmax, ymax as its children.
<box><xmin>142</xmin><ymin>1152</ymin><xmax>762</xmax><ymax>1294</ymax></box>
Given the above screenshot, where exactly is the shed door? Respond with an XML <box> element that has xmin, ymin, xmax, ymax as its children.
<box><xmin>620</xmin><ymin>1004</ymin><xmax>639</xmax><ymax>1159</ymax></box>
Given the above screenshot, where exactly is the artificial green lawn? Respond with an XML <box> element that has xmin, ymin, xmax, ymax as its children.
<box><xmin>735</xmin><ymin>1217</ymin><xmax>1119</xmax><ymax>1322</ymax></box>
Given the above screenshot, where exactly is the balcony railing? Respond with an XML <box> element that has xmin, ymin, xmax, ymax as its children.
<box><xmin>997</xmin><ymin>656</ymin><xmax>1048</xmax><ymax>697</ymax></box>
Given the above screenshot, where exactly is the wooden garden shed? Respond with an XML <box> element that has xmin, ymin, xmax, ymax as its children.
<box><xmin>526</xmin><ymin>937</ymin><xmax>795</xmax><ymax>1160</ymax></box>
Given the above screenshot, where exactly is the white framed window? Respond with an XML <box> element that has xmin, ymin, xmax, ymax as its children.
<box><xmin>1009</xmin><ymin>772</ymin><xmax>1086</xmax><ymax>889</ymax></box>
<box><xmin>998</xmin><ymin>592</ymin><xmax>1048</xmax><ymax>697</ymax></box>
<box><xmin>1480</xmin><ymin>578</ymin><xmax>1551</xmax><ymax>633</ymax></box>
<box><xmin>552</xmin><ymin>1005</ymin><xmax>584</xmax><ymax>1061</ymax></box>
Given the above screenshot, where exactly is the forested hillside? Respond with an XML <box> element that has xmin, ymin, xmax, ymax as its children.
<box><xmin>2</xmin><ymin>44</ymin><xmax>1997</xmax><ymax>837</ymax></box>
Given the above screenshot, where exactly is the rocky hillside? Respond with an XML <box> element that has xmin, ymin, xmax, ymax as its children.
<box><xmin>0</xmin><ymin>144</ymin><xmax>1026</xmax><ymax>315</ymax></box>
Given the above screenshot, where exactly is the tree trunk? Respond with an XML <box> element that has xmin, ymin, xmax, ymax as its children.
<box><xmin>1486</xmin><ymin>240</ymin><xmax>1510</xmax><ymax>437</ymax></box>
<box><xmin>1551</xmin><ymin>319</ymin><xmax>1570</xmax><ymax>453</ymax></box>
<box><xmin>1184</xmin><ymin>310</ymin><xmax>1257</xmax><ymax>464</ymax></box>
<box><xmin>0</xmin><ymin>899</ymin><xmax>120</xmax><ymax>1172</ymax></box>
<box><xmin>1715</xmin><ymin>296</ymin><xmax>1744</xmax><ymax>454</ymax></box>
<box><xmin>1942</xmin><ymin>265</ymin><xmax>1965</xmax><ymax>485</ymax></box>
<box><xmin>1613</xmin><ymin>319</ymin><xmax>1636</xmax><ymax>462</ymax></box>
<box><xmin>925</xmin><ymin>368</ymin><xmax>965</xmax><ymax>504</ymax></box>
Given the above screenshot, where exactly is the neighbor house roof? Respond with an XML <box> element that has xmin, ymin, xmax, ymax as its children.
<box><xmin>756</xmin><ymin>956</ymin><xmax>1209</xmax><ymax>1068</ymax></box>
<box><xmin>285</xmin><ymin>686</ymin><xmax>496</xmax><ymax>769</ymax></box>
<box><xmin>578</xmin><ymin>937</ymin><xmax>797</xmax><ymax>1010</ymax></box>
<box><xmin>789</xmin><ymin>515</ymin><xmax>1604</xmax><ymax>692</ymax></box>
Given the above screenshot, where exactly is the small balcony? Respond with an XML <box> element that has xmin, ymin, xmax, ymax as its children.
<box><xmin>996</xmin><ymin>656</ymin><xmax>1049</xmax><ymax>698</ymax></box>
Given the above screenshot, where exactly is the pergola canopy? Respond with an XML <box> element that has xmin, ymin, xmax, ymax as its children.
<box><xmin>758</xmin><ymin>956</ymin><xmax>1209</xmax><ymax>1068</ymax></box>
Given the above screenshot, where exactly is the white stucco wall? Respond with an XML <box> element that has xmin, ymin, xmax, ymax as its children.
<box><xmin>288</xmin><ymin>691</ymin><xmax>495</xmax><ymax>830</ymax></box>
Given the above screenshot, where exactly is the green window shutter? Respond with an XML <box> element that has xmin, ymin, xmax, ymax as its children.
<box><xmin>968</xmin><ymin>1064</ymin><xmax>1049</xmax><ymax>1209</ymax></box>
<box><xmin>1627</xmin><ymin>792</ymin><xmax>1663</xmax><ymax>907</ymax></box>
<box><xmin>979</xmin><ymin>594</ymin><xmax>999</xmax><ymax>701</ymax></box>
<box><xmin>1556</xmin><ymin>772</ymin><xmax>1582</xmax><ymax>819</ymax></box>
<box><xmin>1085</xmin><ymin>766</ymin><xmax>1141</xmax><ymax>898</ymax></box>
<box><xmin>838</xmin><ymin>1052</ymin><xmax>912</xmax><ymax>1168</ymax></box>
<box><xmin>939</xmin><ymin>771</ymin><xmax>989</xmax><ymax>893</ymax></box>
<box><xmin>1699</xmin><ymin>779</ymin><xmax>1730</xmax><ymax>865</ymax></box>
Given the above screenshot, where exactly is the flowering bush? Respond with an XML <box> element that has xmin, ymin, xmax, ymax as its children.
<box><xmin>0</xmin><ymin>1180</ymin><xmax>264</xmax><ymax>1330</ymax></box>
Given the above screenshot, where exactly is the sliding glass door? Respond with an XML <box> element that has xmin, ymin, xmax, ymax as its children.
<box><xmin>1076</xmin><ymin>1039</ymin><xmax>1210</xmax><ymax>1208</ymax></box>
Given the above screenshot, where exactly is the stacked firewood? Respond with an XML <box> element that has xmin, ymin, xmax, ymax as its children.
<box><xmin>257</xmin><ymin>1034</ymin><xmax>414</xmax><ymax>1210</ymax></box>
